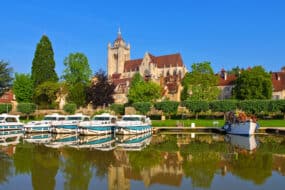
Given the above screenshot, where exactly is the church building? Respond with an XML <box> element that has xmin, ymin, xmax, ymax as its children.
<box><xmin>107</xmin><ymin>30</ymin><xmax>188</xmax><ymax>104</ymax></box>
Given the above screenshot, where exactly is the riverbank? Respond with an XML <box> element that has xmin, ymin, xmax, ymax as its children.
<box><xmin>151</xmin><ymin>119</ymin><xmax>285</xmax><ymax>127</ymax></box>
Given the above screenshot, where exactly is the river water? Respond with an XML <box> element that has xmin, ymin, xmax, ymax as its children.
<box><xmin>1</xmin><ymin>131</ymin><xmax>285</xmax><ymax>190</ymax></box>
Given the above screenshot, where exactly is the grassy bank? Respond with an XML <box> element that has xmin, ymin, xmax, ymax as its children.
<box><xmin>152</xmin><ymin>119</ymin><xmax>285</xmax><ymax>127</ymax></box>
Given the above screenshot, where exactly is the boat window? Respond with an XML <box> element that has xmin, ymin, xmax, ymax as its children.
<box><xmin>0</xmin><ymin>117</ymin><xmax>4</xmax><ymax>120</ymax></box>
<box><xmin>94</xmin><ymin>117</ymin><xmax>110</xmax><ymax>121</ymax></box>
<box><xmin>58</xmin><ymin>117</ymin><xmax>66</xmax><ymax>121</ymax></box>
<box><xmin>5</xmin><ymin>117</ymin><xmax>17</xmax><ymax>122</ymax></box>
<box><xmin>67</xmin><ymin>117</ymin><xmax>82</xmax><ymax>121</ymax></box>
<box><xmin>83</xmin><ymin>117</ymin><xmax>90</xmax><ymax>121</ymax></box>
<box><xmin>122</xmin><ymin>117</ymin><xmax>140</xmax><ymax>121</ymax></box>
<box><xmin>44</xmin><ymin>117</ymin><xmax>57</xmax><ymax>121</ymax></box>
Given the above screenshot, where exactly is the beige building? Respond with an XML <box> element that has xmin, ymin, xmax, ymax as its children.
<box><xmin>107</xmin><ymin>30</ymin><xmax>187</xmax><ymax>103</ymax></box>
<box><xmin>271</xmin><ymin>68</ymin><xmax>285</xmax><ymax>99</ymax></box>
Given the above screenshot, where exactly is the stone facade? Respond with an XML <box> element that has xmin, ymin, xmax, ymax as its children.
<box><xmin>108</xmin><ymin>31</ymin><xmax>187</xmax><ymax>104</ymax></box>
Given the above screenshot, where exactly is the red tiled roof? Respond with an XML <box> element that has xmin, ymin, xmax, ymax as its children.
<box><xmin>111</xmin><ymin>73</ymin><xmax>121</xmax><ymax>79</ymax></box>
<box><xmin>124</xmin><ymin>53</ymin><xmax>184</xmax><ymax>72</ymax></box>
<box><xmin>124</xmin><ymin>59</ymin><xmax>142</xmax><ymax>72</ymax></box>
<box><xmin>218</xmin><ymin>74</ymin><xmax>237</xmax><ymax>86</ymax></box>
<box><xmin>112</xmin><ymin>77</ymin><xmax>131</xmax><ymax>86</ymax></box>
<box><xmin>271</xmin><ymin>72</ymin><xmax>285</xmax><ymax>92</ymax></box>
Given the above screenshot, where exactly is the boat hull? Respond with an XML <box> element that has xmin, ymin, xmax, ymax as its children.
<box><xmin>23</xmin><ymin>125</ymin><xmax>51</xmax><ymax>133</ymax></box>
<box><xmin>51</xmin><ymin>125</ymin><xmax>78</xmax><ymax>134</ymax></box>
<box><xmin>223</xmin><ymin>121</ymin><xmax>258</xmax><ymax>135</ymax></box>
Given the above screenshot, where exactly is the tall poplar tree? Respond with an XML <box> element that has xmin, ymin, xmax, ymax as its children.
<box><xmin>31</xmin><ymin>35</ymin><xmax>58</xmax><ymax>88</ymax></box>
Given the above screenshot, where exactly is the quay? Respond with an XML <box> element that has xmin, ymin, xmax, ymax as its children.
<box><xmin>152</xmin><ymin>127</ymin><xmax>285</xmax><ymax>135</ymax></box>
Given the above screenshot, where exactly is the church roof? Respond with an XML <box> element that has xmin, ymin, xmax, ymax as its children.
<box><xmin>124</xmin><ymin>53</ymin><xmax>184</xmax><ymax>72</ymax></box>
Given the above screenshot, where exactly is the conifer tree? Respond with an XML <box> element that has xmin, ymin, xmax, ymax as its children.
<box><xmin>31</xmin><ymin>35</ymin><xmax>58</xmax><ymax>87</ymax></box>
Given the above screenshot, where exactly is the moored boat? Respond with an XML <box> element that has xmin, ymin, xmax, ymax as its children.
<box><xmin>222</xmin><ymin>112</ymin><xmax>259</xmax><ymax>135</ymax></box>
<box><xmin>23</xmin><ymin>113</ymin><xmax>66</xmax><ymax>133</ymax></box>
<box><xmin>0</xmin><ymin>114</ymin><xmax>23</xmax><ymax>131</ymax></box>
<box><xmin>115</xmin><ymin>115</ymin><xmax>152</xmax><ymax>135</ymax></box>
<box><xmin>78</xmin><ymin>113</ymin><xmax>117</xmax><ymax>135</ymax></box>
<box><xmin>51</xmin><ymin>113</ymin><xmax>90</xmax><ymax>134</ymax></box>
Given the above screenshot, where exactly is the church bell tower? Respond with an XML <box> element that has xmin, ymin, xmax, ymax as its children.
<box><xmin>107</xmin><ymin>29</ymin><xmax>130</xmax><ymax>78</ymax></box>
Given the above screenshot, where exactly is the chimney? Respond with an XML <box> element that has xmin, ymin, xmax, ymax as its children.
<box><xmin>220</xmin><ymin>69</ymin><xmax>227</xmax><ymax>80</ymax></box>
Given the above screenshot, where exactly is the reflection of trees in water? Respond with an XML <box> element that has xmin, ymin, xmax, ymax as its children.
<box><xmin>60</xmin><ymin>148</ymin><xmax>116</xmax><ymax>190</ymax></box>
<box><xmin>13</xmin><ymin>143</ymin><xmax>60</xmax><ymax>190</ymax></box>
<box><xmin>128</xmin><ymin>148</ymin><xmax>162</xmax><ymax>171</ymax></box>
<box><xmin>179</xmin><ymin>138</ymin><xmax>228</xmax><ymax>188</ymax></box>
<box><xmin>230</xmin><ymin>153</ymin><xmax>272</xmax><ymax>184</ymax></box>
<box><xmin>13</xmin><ymin>143</ymin><xmax>35</xmax><ymax>174</ymax></box>
<box><xmin>0</xmin><ymin>153</ymin><xmax>13</xmax><ymax>184</ymax></box>
<box><xmin>31</xmin><ymin>145</ymin><xmax>59</xmax><ymax>190</ymax></box>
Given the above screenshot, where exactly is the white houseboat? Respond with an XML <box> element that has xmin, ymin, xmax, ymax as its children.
<box><xmin>222</xmin><ymin>112</ymin><xmax>259</xmax><ymax>135</ymax></box>
<box><xmin>78</xmin><ymin>113</ymin><xmax>117</xmax><ymax>135</ymax></box>
<box><xmin>0</xmin><ymin>114</ymin><xmax>23</xmax><ymax>131</ymax></box>
<box><xmin>116</xmin><ymin>115</ymin><xmax>152</xmax><ymax>135</ymax></box>
<box><xmin>23</xmin><ymin>113</ymin><xmax>66</xmax><ymax>133</ymax></box>
<box><xmin>51</xmin><ymin>113</ymin><xmax>90</xmax><ymax>134</ymax></box>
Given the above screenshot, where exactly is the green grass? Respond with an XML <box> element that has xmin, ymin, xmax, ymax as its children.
<box><xmin>152</xmin><ymin>119</ymin><xmax>285</xmax><ymax>127</ymax></box>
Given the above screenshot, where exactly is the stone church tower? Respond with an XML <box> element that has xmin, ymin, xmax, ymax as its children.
<box><xmin>107</xmin><ymin>29</ymin><xmax>130</xmax><ymax>78</ymax></box>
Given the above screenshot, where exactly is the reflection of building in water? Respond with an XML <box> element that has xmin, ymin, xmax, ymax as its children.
<box><xmin>108</xmin><ymin>150</ymin><xmax>183</xmax><ymax>189</ymax></box>
<box><xmin>108</xmin><ymin>166</ymin><xmax>130</xmax><ymax>190</ymax></box>
<box><xmin>272</xmin><ymin>154</ymin><xmax>285</xmax><ymax>176</ymax></box>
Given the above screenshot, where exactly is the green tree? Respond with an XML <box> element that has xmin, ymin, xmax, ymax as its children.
<box><xmin>67</xmin><ymin>83</ymin><xmax>87</xmax><ymax>107</ymax></box>
<box><xmin>128</xmin><ymin>81</ymin><xmax>161</xmax><ymax>104</ymax></box>
<box><xmin>62</xmin><ymin>53</ymin><xmax>92</xmax><ymax>85</ymax></box>
<box><xmin>227</xmin><ymin>66</ymin><xmax>242</xmax><ymax>76</ymax></box>
<box><xmin>182</xmin><ymin>100</ymin><xmax>209</xmax><ymax>119</ymax></box>
<box><xmin>129</xmin><ymin>72</ymin><xmax>144</xmax><ymax>88</ymax></box>
<box><xmin>86</xmin><ymin>70</ymin><xmax>115</xmax><ymax>108</ymax></box>
<box><xmin>34</xmin><ymin>81</ymin><xmax>60</xmax><ymax>108</ymax></box>
<box><xmin>0</xmin><ymin>60</ymin><xmax>13</xmax><ymax>96</ymax></box>
<box><xmin>17</xmin><ymin>103</ymin><xmax>36</xmax><ymax>120</ymax></box>
<box><xmin>154</xmin><ymin>101</ymin><xmax>179</xmax><ymax>119</ymax></box>
<box><xmin>63</xmin><ymin>103</ymin><xmax>77</xmax><ymax>114</ymax></box>
<box><xmin>233</xmin><ymin>66</ymin><xmax>272</xmax><ymax>100</ymax></box>
<box><xmin>31</xmin><ymin>35</ymin><xmax>58</xmax><ymax>88</ymax></box>
<box><xmin>182</xmin><ymin>62</ymin><xmax>220</xmax><ymax>101</ymax></box>
<box><xmin>133</xmin><ymin>102</ymin><xmax>152</xmax><ymax>115</ymax></box>
<box><xmin>13</xmin><ymin>73</ymin><xmax>34</xmax><ymax>102</ymax></box>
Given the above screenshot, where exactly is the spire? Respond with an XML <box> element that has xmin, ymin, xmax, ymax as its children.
<box><xmin>117</xmin><ymin>27</ymin><xmax>122</xmax><ymax>39</ymax></box>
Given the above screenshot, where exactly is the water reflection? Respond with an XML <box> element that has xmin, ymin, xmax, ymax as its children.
<box><xmin>0</xmin><ymin>133</ymin><xmax>285</xmax><ymax>189</ymax></box>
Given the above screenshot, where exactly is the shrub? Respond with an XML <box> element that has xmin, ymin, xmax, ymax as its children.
<box><xmin>154</xmin><ymin>101</ymin><xmax>179</xmax><ymax>119</ymax></box>
<box><xmin>110</xmin><ymin>104</ymin><xmax>124</xmax><ymax>115</ymax></box>
<box><xmin>182</xmin><ymin>100</ymin><xmax>209</xmax><ymax>119</ymax></box>
<box><xmin>17</xmin><ymin>103</ymin><xmax>36</xmax><ymax>120</ymax></box>
<box><xmin>0</xmin><ymin>104</ymin><xmax>12</xmax><ymax>113</ymax></box>
<box><xmin>63</xmin><ymin>103</ymin><xmax>77</xmax><ymax>114</ymax></box>
<box><xmin>133</xmin><ymin>102</ymin><xmax>151</xmax><ymax>115</ymax></box>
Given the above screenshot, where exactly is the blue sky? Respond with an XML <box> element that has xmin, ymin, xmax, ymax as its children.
<box><xmin>1</xmin><ymin>0</ymin><xmax>285</xmax><ymax>76</ymax></box>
